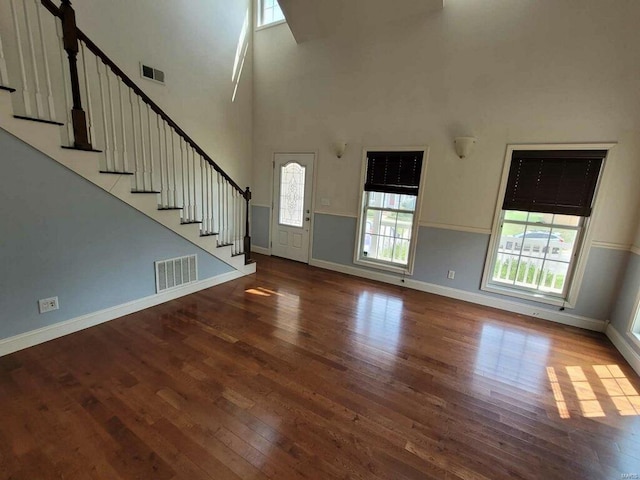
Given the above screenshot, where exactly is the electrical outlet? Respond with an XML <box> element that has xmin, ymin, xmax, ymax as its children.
<box><xmin>38</xmin><ymin>296</ymin><xmax>59</xmax><ymax>313</ymax></box>
<box><xmin>447</xmin><ymin>270</ymin><xmax>455</xmax><ymax>280</ymax></box>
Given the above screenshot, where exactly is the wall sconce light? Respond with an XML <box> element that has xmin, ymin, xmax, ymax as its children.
<box><xmin>335</xmin><ymin>142</ymin><xmax>347</xmax><ymax>159</ymax></box>
<box><xmin>454</xmin><ymin>137</ymin><xmax>477</xmax><ymax>159</ymax></box>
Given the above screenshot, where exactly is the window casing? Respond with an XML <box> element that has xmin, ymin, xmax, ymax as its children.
<box><xmin>257</xmin><ymin>0</ymin><xmax>285</xmax><ymax>28</ymax></box>
<box><xmin>482</xmin><ymin>145</ymin><xmax>611</xmax><ymax>307</ymax></box>
<box><xmin>355</xmin><ymin>148</ymin><xmax>427</xmax><ymax>275</ymax></box>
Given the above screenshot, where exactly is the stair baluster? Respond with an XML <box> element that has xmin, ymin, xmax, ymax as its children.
<box><xmin>10</xmin><ymin>0</ymin><xmax>32</xmax><ymax>116</ymax></box>
<box><xmin>54</xmin><ymin>18</ymin><xmax>73</xmax><ymax>144</ymax></box>
<box><xmin>22</xmin><ymin>0</ymin><xmax>46</xmax><ymax>117</ymax></box>
<box><xmin>33</xmin><ymin>0</ymin><xmax>55</xmax><ymax>119</ymax></box>
<box><xmin>79</xmin><ymin>41</ymin><xmax>95</xmax><ymax>145</ymax></box>
<box><xmin>0</xmin><ymin>25</ymin><xmax>9</xmax><ymax>86</ymax></box>
<box><xmin>0</xmin><ymin>0</ymin><xmax>253</xmax><ymax>262</ymax></box>
<box><xmin>118</xmin><ymin>78</ymin><xmax>128</xmax><ymax>172</ymax></box>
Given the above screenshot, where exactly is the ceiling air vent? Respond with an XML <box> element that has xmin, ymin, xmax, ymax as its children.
<box><xmin>155</xmin><ymin>254</ymin><xmax>197</xmax><ymax>293</ymax></box>
<box><xmin>141</xmin><ymin>63</ymin><xmax>165</xmax><ymax>84</ymax></box>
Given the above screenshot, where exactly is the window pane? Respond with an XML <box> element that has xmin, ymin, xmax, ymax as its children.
<box><xmin>515</xmin><ymin>257</ymin><xmax>545</xmax><ymax>288</ymax></box>
<box><xmin>279</xmin><ymin>162</ymin><xmax>305</xmax><ymax>227</ymax></box>
<box><xmin>367</xmin><ymin>192</ymin><xmax>384</xmax><ymax>208</ymax></box>
<box><xmin>393</xmin><ymin>239</ymin><xmax>410</xmax><ymax>264</ymax></box>
<box><xmin>498</xmin><ymin>222</ymin><xmax>526</xmax><ymax>254</ymax></box>
<box><xmin>553</xmin><ymin>214</ymin><xmax>581</xmax><ymax>227</ymax></box>
<box><xmin>260</xmin><ymin>0</ymin><xmax>285</xmax><ymax>26</ymax></box>
<box><xmin>528</xmin><ymin>212</ymin><xmax>554</xmax><ymax>225</ymax></box>
<box><xmin>504</xmin><ymin>210</ymin><xmax>528</xmax><ymax>222</ymax></box>
<box><xmin>383</xmin><ymin>194</ymin><xmax>401</xmax><ymax>209</ymax></box>
<box><xmin>399</xmin><ymin>195</ymin><xmax>417</xmax><ymax>211</ymax></box>
<box><xmin>491</xmin><ymin>210</ymin><xmax>583</xmax><ymax>298</ymax></box>
<box><xmin>538</xmin><ymin>261</ymin><xmax>570</xmax><ymax>294</ymax></box>
<box><xmin>397</xmin><ymin>213</ymin><xmax>413</xmax><ymax>240</ymax></box>
<box><xmin>493</xmin><ymin>254</ymin><xmax>520</xmax><ymax>285</ymax></box>
<box><xmin>379</xmin><ymin>211</ymin><xmax>398</xmax><ymax>238</ymax></box>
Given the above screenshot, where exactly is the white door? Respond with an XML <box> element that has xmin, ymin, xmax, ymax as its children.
<box><xmin>271</xmin><ymin>153</ymin><xmax>314</xmax><ymax>263</ymax></box>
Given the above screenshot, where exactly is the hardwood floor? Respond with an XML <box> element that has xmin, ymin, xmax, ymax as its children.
<box><xmin>1</xmin><ymin>254</ymin><xmax>639</xmax><ymax>479</ymax></box>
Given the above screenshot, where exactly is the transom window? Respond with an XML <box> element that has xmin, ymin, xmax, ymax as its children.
<box><xmin>257</xmin><ymin>0</ymin><xmax>285</xmax><ymax>28</ymax></box>
<box><xmin>355</xmin><ymin>149</ymin><xmax>426</xmax><ymax>274</ymax></box>
<box><xmin>483</xmin><ymin>148</ymin><xmax>607</xmax><ymax>305</ymax></box>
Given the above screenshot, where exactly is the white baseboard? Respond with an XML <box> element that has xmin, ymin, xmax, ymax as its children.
<box><xmin>251</xmin><ymin>245</ymin><xmax>271</xmax><ymax>256</ymax></box>
<box><xmin>309</xmin><ymin>258</ymin><xmax>606</xmax><ymax>332</ymax></box>
<box><xmin>0</xmin><ymin>269</ymin><xmax>246</xmax><ymax>357</ymax></box>
<box><xmin>605</xmin><ymin>324</ymin><xmax>640</xmax><ymax>377</ymax></box>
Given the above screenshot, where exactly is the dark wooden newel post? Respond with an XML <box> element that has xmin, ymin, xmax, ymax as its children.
<box><xmin>244</xmin><ymin>187</ymin><xmax>252</xmax><ymax>263</ymax></box>
<box><xmin>59</xmin><ymin>0</ymin><xmax>91</xmax><ymax>150</ymax></box>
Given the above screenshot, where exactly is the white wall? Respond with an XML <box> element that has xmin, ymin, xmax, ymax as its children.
<box><xmin>74</xmin><ymin>0</ymin><xmax>254</xmax><ymax>188</ymax></box>
<box><xmin>253</xmin><ymin>0</ymin><xmax>640</xmax><ymax>245</ymax></box>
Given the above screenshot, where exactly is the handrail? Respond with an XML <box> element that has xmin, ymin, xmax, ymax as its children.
<box><xmin>35</xmin><ymin>0</ymin><xmax>252</xmax><ymax>261</ymax></box>
<box><xmin>76</xmin><ymin>31</ymin><xmax>246</xmax><ymax>197</ymax></box>
<box><xmin>40</xmin><ymin>0</ymin><xmax>61</xmax><ymax>17</ymax></box>
<box><xmin>39</xmin><ymin>0</ymin><xmax>246</xmax><ymax>198</ymax></box>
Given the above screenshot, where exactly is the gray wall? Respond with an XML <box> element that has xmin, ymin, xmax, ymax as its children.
<box><xmin>251</xmin><ymin>205</ymin><xmax>271</xmax><ymax>249</ymax></box>
<box><xmin>0</xmin><ymin>128</ymin><xmax>233</xmax><ymax>340</ymax></box>
<box><xmin>254</xmin><ymin>209</ymin><xmax>630</xmax><ymax>322</ymax></box>
<box><xmin>610</xmin><ymin>252</ymin><xmax>640</xmax><ymax>356</ymax></box>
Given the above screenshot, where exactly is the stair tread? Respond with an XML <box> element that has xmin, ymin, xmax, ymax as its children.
<box><xmin>131</xmin><ymin>190</ymin><xmax>161</xmax><ymax>194</ymax></box>
<box><xmin>62</xmin><ymin>146</ymin><xmax>103</xmax><ymax>153</ymax></box>
<box><xmin>158</xmin><ymin>207</ymin><xmax>183</xmax><ymax>211</ymax></box>
<box><xmin>0</xmin><ymin>85</ymin><xmax>16</xmax><ymax>93</ymax></box>
<box><xmin>217</xmin><ymin>243</ymin><xmax>233</xmax><ymax>248</ymax></box>
<box><xmin>14</xmin><ymin>115</ymin><xmax>64</xmax><ymax>126</ymax></box>
<box><xmin>180</xmin><ymin>221</ymin><xmax>202</xmax><ymax>225</ymax></box>
<box><xmin>99</xmin><ymin>170</ymin><xmax>134</xmax><ymax>175</ymax></box>
<box><xmin>200</xmin><ymin>232</ymin><xmax>219</xmax><ymax>237</ymax></box>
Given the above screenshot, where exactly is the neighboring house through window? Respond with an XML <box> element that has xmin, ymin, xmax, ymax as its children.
<box><xmin>355</xmin><ymin>149</ymin><xmax>427</xmax><ymax>275</ymax></box>
<box><xmin>257</xmin><ymin>0</ymin><xmax>285</xmax><ymax>28</ymax></box>
<box><xmin>482</xmin><ymin>147</ymin><xmax>610</xmax><ymax>306</ymax></box>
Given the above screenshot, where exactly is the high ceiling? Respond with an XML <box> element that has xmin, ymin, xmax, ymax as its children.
<box><xmin>278</xmin><ymin>0</ymin><xmax>444</xmax><ymax>43</ymax></box>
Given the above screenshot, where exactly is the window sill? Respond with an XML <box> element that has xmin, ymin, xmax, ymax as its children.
<box><xmin>630</xmin><ymin>331</ymin><xmax>640</xmax><ymax>351</ymax></box>
<box><xmin>354</xmin><ymin>258</ymin><xmax>412</xmax><ymax>276</ymax></box>
<box><xmin>255</xmin><ymin>19</ymin><xmax>287</xmax><ymax>31</ymax></box>
<box><xmin>481</xmin><ymin>283</ymin><xmax>573</xmax><ymax>308</ymax></box>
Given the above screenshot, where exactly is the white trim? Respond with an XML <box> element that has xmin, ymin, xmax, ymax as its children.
<box><xmin>419</xmin><ymin>221</ymin><xmax>491</xmax><ymax>235</ymax></box>
<box><xmin>309</xmin><ymin>258</ymin><xmax>606</xmax><ymax>332</ymax></box>
<box><xmin>271</xmin><ymin>152</ymin><xmax>317</xmax><ymax>264</ymax></box>
<box><xmin>591</xmin><ymin>241</ymin><xmax>632</xmax><ymax>251</ymax></box>
<box><xmin>255</xmin><ymin>19</ymin><xmax>286</xmax><ymax>31</ymax></box>
<box><xmin>631</xmin><ymin>245</ymin><xmax>640</xmax><ymax>256</ymax></box>
<box><xmin>251</xmin><ymin>245</ymin><xmax>271</xmax><ymax>255</ymax></box>
<box><xmin>252</xmin><ymin>203</ymin><xmax>271</xmax><ymax>209</ymax></box>
<box><xmin>353</xmin><ymin>145</ymin><xmax>430</xmax><ymax>276</ymax></box>
<box><xmin>605</xmin><ymin>324</ymin><xmax>640</xmax><ymax>377</ymax></box>
<box><xmin>0</xmin><ymin>270</ymin><xmax>247</xmax><ymax>357</ymax></box>
<box><xmin>314</xmin><ymin>210</ymin><xmax>358</xmax><ymax>219</ymax></box>
<box><xmin>480</xmin><ymin>143</ymin><xmax>617</xmax><ymax>308</ymax></box>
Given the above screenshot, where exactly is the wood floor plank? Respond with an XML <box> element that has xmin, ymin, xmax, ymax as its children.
<box><xmin>1</xmin><ymin>254</ymin><xmax>639</xmax><ymax>479</ymax></box>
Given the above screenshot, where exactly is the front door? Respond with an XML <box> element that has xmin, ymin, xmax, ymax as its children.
<box><xmin>271</xmin><ymin>153</ymin><xmax>314</xmax><ymax>263</ymax></box>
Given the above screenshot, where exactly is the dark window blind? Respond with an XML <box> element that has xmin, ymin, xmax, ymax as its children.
<box><xmin>502</xmin><ymin>150</ymin><xmax>606</xmax><ymax>217</ymax></box>
<box><xmin>364</xmin><ymin>151</ymin><xmax>424</xmax><ymax>195</ymax></box>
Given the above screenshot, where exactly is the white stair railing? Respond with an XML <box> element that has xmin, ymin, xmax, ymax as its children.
<box><xmin>0</xmin><ymin>0</ymin><xmax>252</xmax><ymax>260</ymax></box>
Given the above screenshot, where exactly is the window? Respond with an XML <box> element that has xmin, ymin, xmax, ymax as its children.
<box><xmin>483</xmin><ymin>147</ymin><xmax>608</xmax><ymax>306</ymax></box>
<box><xmin>257</xmin><ymin>0</ymin><xmax>285</xmax><ymax>28</ymax></box>
<box><xmin>355</xmin><ymin>149</ymin><xmax>427</xmax><ymax>274</ymax></box>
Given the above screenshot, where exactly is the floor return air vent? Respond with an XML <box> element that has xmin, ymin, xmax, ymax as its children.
<box><xmin>155</xmin><ymin>255</ymin><xmax>197</xmax><ymax>293</ymax></box>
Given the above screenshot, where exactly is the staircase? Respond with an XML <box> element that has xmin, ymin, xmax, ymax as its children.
<box><xmin>0</xmin><ymin>0</ymin><xmax>255</xmax><ymax>276</ymax></box>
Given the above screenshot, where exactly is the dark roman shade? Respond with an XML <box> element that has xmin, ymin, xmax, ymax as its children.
<box><xmin>502</xmin><ymin>150</ymin><xmax>606</xmax><ymax>217</ymax></box>
<box><xmin>364</xmin><ymin>151</ymin><xmax>424</xmax><ymax>195</ymax></box>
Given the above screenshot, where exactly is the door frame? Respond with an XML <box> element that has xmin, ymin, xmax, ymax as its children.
<box><xmin>269</xmin><ymin>151</ymin><xmax>318</xmax><ymax>263</ymax></box>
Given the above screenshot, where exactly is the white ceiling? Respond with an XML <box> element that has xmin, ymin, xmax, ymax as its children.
<box><xmin>278</xmin><ymin>0</ymin><xmax>444</xmax><ymax>43</ymax></box>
